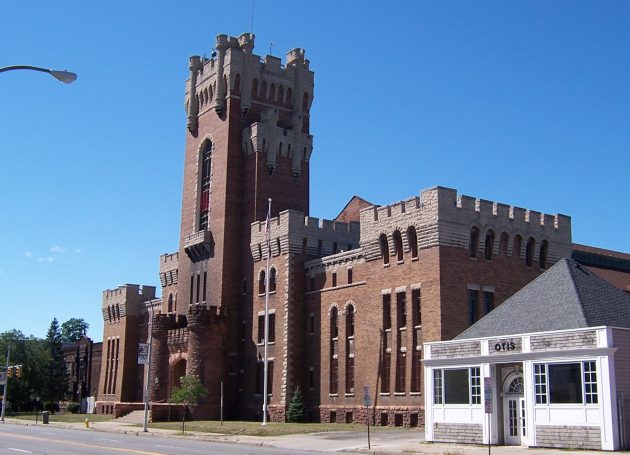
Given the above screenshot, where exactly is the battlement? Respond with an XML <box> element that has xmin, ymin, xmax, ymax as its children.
<box><xmin>250</xmin><ymin>209</ymin><xmax>360</xmax><ymax>261</ymax></box>
<box><xmin>102</xmin><ymin>284</ymin><xmax>156</xmax><ymax>304</ymax></box>
<box><xmin>159</xmin><ymin>252</ymin><xmax>179</xmax><ymax>288</ymax></box>
<box><xmin>360</xmin><ymin>186</ymin><xmax>573</xmax><ymax>264</ymax></box>
<box><xmin>185</xmin><ymin>32</ymin><xmax>314</xmax><ymax>133</ymax></box>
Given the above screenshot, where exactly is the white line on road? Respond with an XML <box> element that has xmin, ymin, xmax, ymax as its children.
<box><xmin>97</xmin><ymin>438</ymin><xmax>120</xmax><ymax>442</ymax></box>
<box><xmin>8</xmin><ymin>449</ymin><xmax>33</xmax><ymax>453</ymax></box>
<box><xmin>155</xmin><ymin>444</ymin><xmax>186</xmax><ymax>450</ymax></box>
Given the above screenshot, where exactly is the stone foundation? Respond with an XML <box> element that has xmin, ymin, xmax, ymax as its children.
<box><xmin>319</xmin><ymin>405</ymin><xmax>423</xmax><ymax>427</ymax></box>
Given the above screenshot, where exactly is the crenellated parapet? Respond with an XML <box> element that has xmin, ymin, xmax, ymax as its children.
<box><xmin>101</xmin><ymin>284</ymin><xmax>156</xmax><ymax>321</ymax></box>
<box><xmin>360</xmin><ymin>186</ymin><xmax>573</xmax><ymax>264</ymax></box>
<box><xmin>250</xmin><ymin>209</ymin><xmax>360</xmax><ymax>262</ymax></box>
<box><xmin>159</xmin><ymin>252</ymin><xmax>179</xmax><ymax>287</ymax></box>
<box><xmin>184</xmin><ymin>32</ymin><xmax>314</xmax><ymax>177</ymax></box>
<box><xmin>187</xmin><ymin>303</ymin><xmax>223</xmax><ymax>326</ymax></box>
<box><xmin>241</xmin><ymin>108</ymin><xmax>313</xmax><ymax>178</ymax></box>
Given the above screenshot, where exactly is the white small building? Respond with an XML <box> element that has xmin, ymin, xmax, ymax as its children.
<box><xmin>424</xmin><ymin>259</ymin><xmax>630</xmax><ymax>451</ymax></box>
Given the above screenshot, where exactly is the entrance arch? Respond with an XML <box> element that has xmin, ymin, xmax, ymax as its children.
<box><xmin>169</xmin><ymin>359</ymin><xmax>187</xmax><ymax>399</ymax></box>
<box><xmin>503</xmin><ymin>372</ymin><xmax>526</xmax><ymax>445</ymax></box>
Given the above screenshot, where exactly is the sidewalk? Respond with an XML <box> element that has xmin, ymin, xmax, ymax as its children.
<box><xmin>2</xmin><ymin>418</ymin><xmax>609</xmax><ymax>455</ymax></box>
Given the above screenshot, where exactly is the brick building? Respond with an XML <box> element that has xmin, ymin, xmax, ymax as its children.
<box><xmin>95</xmin><ymin>32</ymin><xmax>630</xmax><ymax>425</ymax></box>
<box><xmin>62</xmin><ymin>336</ymin><xmax>102</xmax><ymax>413</ymax></box>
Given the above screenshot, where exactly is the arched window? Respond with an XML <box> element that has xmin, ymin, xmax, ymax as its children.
<box><xmin>346</xmin><ymin>305</ymin><xmax>355</xmax><ymax>393</ymax></box>
<box><xmin>499</xmin><ymin>232</ymin><xmax>509</xmax><ymax>255</ymax></box>
<box><xmin>539</xmin><ymin>240</ymin><xmax>549</xmax><ymax>269</ymax></box>
<box><xmin>269</xmin><ymin>83</ymin><xmax>275</xmax><ymax>101</ymax></box>
<box><xmin>302</xmin><ymin>92</ymin><xmax>309</xmax><ymax>112</ymax></box>
<box><xmin>252</xmin><ymin>79</ymin><xmax>258</xmax><ymax>97</ymax></box>
<box><xmin>513</xmin><ymin>235</ymin><xmax>522</xmax><ymax>259</ymax></box>
<box><xmin>167</xmin><ymin>294</ymin><xmax>173</xmax><ymax>313</ymax></box>
<box><xmin>199</xmin><ymin>141</ymin><xmax>212</xmax><ymax>231</ymax></box>
<box><xmin>269</xmin><ymin>267</ymin><xmax>277</xmax><ymax>293</ymax></box>
<box><xmin>286</xmin><ymin>87</ymin><xmax>293</xmax><ymax>104</ymax></box>
<box><xmin>258</xmin><ymin>270</ymin><xmax>266</xmax><ymax>295</ymax></box>
<box><xmin>278</xmin><ymin>85</ymin><xmax>284</xmax><ymax>103</ymax></box>
<box><xmin>331</xmin><ymin>307</ymin><xmax>338</xmax><ymax>339</ymax></box>
<box><xmin>470</xmin><ymin>227</ymin><xmax>479</xmax><ymax>258</ymax></box>
<box><xmin>380</xmin><ymin>234</ymin><xmax>390</xmax><ymax>265</ymax></box>
<box><xmin>485</xmin><ymin>230</ymin><xmax>495</xmax><ymax>260</ymax></box>
<box><xmin>526</xmin><ymin>237</ymin><xmax>535</xmax><ymax>267</ymax></box>
<box><xmin>393</xmin><ymin>230</ymin><xmax>403</xmax><ymax>262</ymax></box>
<box><xmin>407</xmin><ymin>226</ymin><xmax>418</xmax><ymax>259</ymax></box>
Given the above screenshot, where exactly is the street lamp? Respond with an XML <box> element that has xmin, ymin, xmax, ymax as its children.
<box><xmin>141</xmin><ymin>292</ymin><xmax>155</xmax><ymax>433</ymax></box>
<box><xmin>0</xmin><ymin>65</ymin><xmax>77</xmax><ymax>84</ymax></box>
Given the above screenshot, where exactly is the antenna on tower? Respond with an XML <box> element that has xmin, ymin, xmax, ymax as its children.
<box><xmin>250</xmin><ymin>0</ymin><xmax>255</xmax><ymax>35</ymax></box>
<box><xmin>269</xmin><ymin>42</ymin><xmax>274</xmax><ymax>56</ymax></box>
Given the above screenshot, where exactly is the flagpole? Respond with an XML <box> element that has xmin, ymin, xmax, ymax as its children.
<box><xmin>262</xmin><ymin>198</ymin><xmax>272</xmax><ymax>426</ymax></box>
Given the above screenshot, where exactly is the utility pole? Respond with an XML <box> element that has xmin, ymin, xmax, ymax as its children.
<box><xmin>1</xmin><ymin>346</ymin><xmax>10</xmax><ymax>422</ymax></box>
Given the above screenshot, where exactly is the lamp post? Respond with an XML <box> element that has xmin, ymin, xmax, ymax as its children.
<box><xmin>0</xmin><ymin>65</ymin><xmax>77</xmax><ymax>83</ymax></box>
<box><xmin>142</xmin><ymin>292</ymin><xmax>155</xmax><ymax>433</ymax></box>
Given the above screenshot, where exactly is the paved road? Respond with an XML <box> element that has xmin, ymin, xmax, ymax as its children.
<box><xmin>0</xmin><ymin>423</ymin><xmax>320</xmax><ymax>455</ymax></box>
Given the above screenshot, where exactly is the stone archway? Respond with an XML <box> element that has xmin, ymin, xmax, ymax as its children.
<box><xmin>170</xmin><ymin>359</ymin><xmax>187</xmax><ymax>399</ymax></box>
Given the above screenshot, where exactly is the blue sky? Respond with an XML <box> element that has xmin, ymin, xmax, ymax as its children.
<box><xmin>1</xmin><ymin>1</ymin><xmax>629</xmax><ymax>340</ymax></box>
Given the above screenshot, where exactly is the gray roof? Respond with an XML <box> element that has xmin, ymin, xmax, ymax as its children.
<box><xmin>456</xmin><ymin>259</ymin><xmax>630</xmax><ymax>340</ymax></box>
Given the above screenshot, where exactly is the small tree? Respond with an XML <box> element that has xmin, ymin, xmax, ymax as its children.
<box><xmin>287</xmin><ymin>385</ymin><xmax>306</xmax><ymax>423</ymax></box>
<box><xmin>170</xmin><ymin>375</ymin><xmax>207</xmax><ymax>434</ymax></box>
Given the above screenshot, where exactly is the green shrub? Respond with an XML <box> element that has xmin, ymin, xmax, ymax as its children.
<box><xmin>66</xmin><ymin>402</ymin><xmax>80</xmax><ymax>414</ymax></box>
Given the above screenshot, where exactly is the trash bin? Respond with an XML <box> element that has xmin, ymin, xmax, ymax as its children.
<box><xmin>42</xmin><ymin>411</ymin><xmax>49</xmax><ymax>424</ymax></box>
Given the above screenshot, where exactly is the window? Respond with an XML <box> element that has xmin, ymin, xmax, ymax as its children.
<box><xmin>469</xmin><ymin>227</ymin><xmax>479</xmax><ymax>258</ymax></box>
<box><xmin>252</xmin><ymin>79</ymin><xmax>258</xmax><ymax>97</ymax></box>
<box><xmin>411</xmin><ymin>288</ymin><xmax>421</xmax><ymax>393</ymax></box>
<box><xmin>309</xmin><ymin>367</ymin><xmax>315</xmax><ymax>389</ymax></box>
<box><xmin>499</xmin><ymin>232</ymin><xmax>509</xmax><ymax>255</ymax></box>
<box><xmin>346</xmin><ymin>305</ymin><xmax>355</xmax><ymax>337</ymax></box>
<box><xmin>203</xmin><ymin>271</ymin><xmax>207</xmax><ymax>303</ymax></box>
<box><xmin>269</xmin><ymin>267</ymin><xmax>277</xmax><ymax>293</ymax></box>
<box><xmin>258</xmin><ymin>313</ymin><xmax>275</xmax><ymax>344</ymax></box>
<box><xmin>331</xmin><ymin>307</ymin><xmax>338</xmax><ymax>339</ymax></box>
<box><xmin>513</xmin><ymin>235</ymin><xmax>522</xmax><ymax>258</ymax></box>
<box><xmin>199</xmin><ymin>141</ymin><xmax>212</xmax><ymax>231</ymax></box>
<box><xmin>380</xmin><ymin>234</ymin><xmax>390</xmax><ymax>265</ymax></box>
<box><xmin>411</xmin><ymin>289</ymin><xmax>421</xmax><ymax>327</ymax></box>
<box><xmin>346</xmin><ymin>305</ymin><xmax>355</xmax><ymax>394</ymax></box>
<box><xmin>483</xmin><ymin>291</ymin><xmax>494</xmax><ymax>315</ymax></box>
<box><xmin>395</xmin><ymin>351</ymin><xmax>406</xmax><ymax>393</ymax></box>
<box><xmin>332</xmin><ymin>272</ymin><xmax>337</xmax><ymax>287</ymax></box>
<box><xmin>278</xmin><ymin>85</ymin><xmax>284</xmax><ymax>102</ymax></box>
<box><xmin>167</xmin><ymin>294</ymin><xmax>173</xmax><ymax>313</ymax></box>
<box><xmin>383</xmin><ymin>294</ymin><xmax>391</xmax><ymax>331</ymax></box>
<box><xmin>407</xmin><ymin>226</ymin><xmax>418</xmax><ymax>259</ymax></box>
<box><xmin>347</xmin><ymin>268</ymin><xmax>353</xmax><ymax>284</ymax></box>
<box><xmin>269</xmin><ymin>83</ymin><xmax>275</xmax><ymax>101</ymax></box>
<box><xmin>393</xmin><ymin>230</ymin><xmax>403</xmax><ymax>262</ymax></box>
<box><xmin>534</xmin><ymin>361</ymin><xmax>598</xmax><ymax>405</ymax></box>
<box><xmin>539</xmin><ymin>240</ymin><xmax>549</xmax><ymax>269</ymax></box>
<box><xmin>433</xmin><ymin>367</ymin><xmax>481</xmax><ymax>405</ymax></box>
<box><xmin>258</xmin><ymin>270</ymin><xmax>266</xmax><ymax>295</ymax></box>
<box><xmin>485</xmin><ymin>230</ymin><xmax>495</xmax><ymax>260</ymax></box>
<box><xmin>190</xmin><ymin>275</ymin><xmax>194</xmax><ymax>305</ymax></box>
<box><xmin>397</xmin><ymin>292</ymin><xmax>407</xmax><ymax>328</ymax></box>
<box><xmin>330</xmin><ymin>357</ymin><xmax>338</xmax><ymax>395</ymax></box>
<box><xmin>468</xmin><ymin>289</ymin><xmax>479</xmax><ymax>325</ymax></box>
<box><xmin>526</xmin><ymin>237</ymin><xmax>535</xmax><ymax>267</ymax></box>
<box><xmin>382</xmin><ymin>294</ymin><xmax>392</xmax><ymax>394</ymax></box>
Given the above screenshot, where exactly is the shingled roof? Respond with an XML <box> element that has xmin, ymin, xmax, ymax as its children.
<box><xmin>455</xmin><ymin>258</ymin><xmax>630</xmax><ymax>340</ymax></box>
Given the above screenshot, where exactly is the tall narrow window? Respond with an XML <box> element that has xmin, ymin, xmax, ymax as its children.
<box><xmin>513</xmin><ymin>235</ymin><xmax>522</xmax><ymax>259</ymax></box>
<box><xmin>195</xmin><ymin>274</ymin><xmax>200</xmax><ymax>303</ymax></box>
<box><xmin>407</xmin><ymin>226</ymin><xmax>418</xmax><ymax>259</ymax></box>
<box><xmin>332</xmin><ymin>272</ymin><xmax>337</xmax><ymax>287</ymax></box>
<box><xmin>396</xmin><ymin>292</ymin><xmax>407</xmax><ymax>393</ymax></box>
<box><xmin>411</xmin><ymin>288</ymin><xmax>421</xmax><ymax>393</ymax></box>
<box><xmin>258</xmin><ymin>270</ymin><xmax>266</xmax><ymax>295</ymax></box>
<box><xmin>268</xmin><ymin>313</ymin><xmax>276</xmax><ymax>343</ymax></box>
<box><xmin>526</xmin><ymin>237</ymin><xmax>535</xmax><ymax>267</ymax></box>
<box><xmin>346</xmin><ymin>305</ymin><xmax>355</xmax><ymax>393</ymax></box>
<box><xmin>393</xmin><ymin>230</ymin><xmax>403</xmax><ymax>262</ymax></box>
<box><xmin>277</xmin><ymin>85</ymin><xmax>284</xmax><ymax>102</ymax></box>
<box><xmin>252</xmin><ymin>79</ymin><xmax>258</xmax><ymax>97</ymax></box>
<box><xmin>468</xmin><ymin>289</ymin><xmax>479</xmax><ymax>325</ymax></box>
<box><xmin>347</xmin><ymin>268</ymin><xmax>353</xmax><ymax>284</ymax></box>
<box><xmin>167</xmin><ymin>294</ymin><xmax>173</xmax><ymax>313</ymax></box>
<box><xmin>499</xmin><ymin>232</ymin><xmax>509</xmax><ymax>255</ymax></box>
<box><xmin>380</xmin><ymin>234</ymin><xmax>390</xmax><ymax>265</ymax></box>
<box><xmin>257</xmin><ymin>315</ymin><xmax>264</xmax><ymax>344</ymax></box>
<box><xmin>199</xmin><ymin>142</ymin><xmax>212</xmax><ymax>231</ymax></box>
<box><xmin>202</xmin><ymin>271</ymin><xmax>207</xmax><ymax>303</ymax></box>
<box><xmin>469</xmin><ymin>227</ymin><xmax>479</xmax><ymax>258</ymax></box>
<box><xmin>267</xmin><ymin>361</ymin><xmax>274</xmax><ymax>395</ymax></box>
<box><xmin>539</xmin><ymin>240</ymin><xmax>549</xmax><ymax>269</ymax></box>
<box><xmin>330</xmin><ymin>307</ymin><xmax>339</xmax><ymax>394</ymax></box>
<box><xmin>190</xmin><ymin>276</ymin><xmax>194</xmax><ymax>305</ymax></box>
<box><xmin>269</xmin><ymin>267</ymin><xmax>277</xmax><ymax>293</ymax></box>
<box><xmin>485</xmin><ymin>230</ymin><xmax>495</xmax><ymax>260</ymax></box>
<box><xmin>382</xmin><ymin>294</ymin><xmax>392</xmax><ymax>393</ymax></box>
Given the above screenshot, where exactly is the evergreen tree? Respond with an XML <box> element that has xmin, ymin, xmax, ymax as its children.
<box><xmin>42</xmin><ymin>318</ymin><xmax>68</xmax><ymax>406</ymax></box>
<box><xmin>287</xmin><ymin>384</ymin><xmax>306</xmax><ymax>422</ymax></box>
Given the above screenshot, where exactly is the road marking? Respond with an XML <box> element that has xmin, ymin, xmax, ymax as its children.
<box><xmin>4</xmin><ymin>434</ymin><xmax>163</xmax><ymax>455</ymax></box>
<box><xmin>8</xmin><ymin>449</ymin><xmax>32</xmax><ymax>453</ymax></box>
<box><xmin>155</xmin><ymin>444</ymin><xmax>186</xmax><ymax>449</ymax></box>
<box><xmin>97</xmin><ymin>438</ymin><xmax>120</xmax><ymax>442</ymax></box>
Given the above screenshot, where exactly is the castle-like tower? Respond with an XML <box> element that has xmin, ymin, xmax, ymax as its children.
<box><xmin>149</xmin><ymin>33</ymin><xmax>315</xmax><ymax>419</ymax></box>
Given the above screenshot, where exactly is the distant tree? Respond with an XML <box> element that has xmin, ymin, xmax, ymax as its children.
<box><xmin>170</xmin><ymin>375</ymin><xmax>207</xmax><ymax>434</ymax></box>
<box><xmin>61</xmin><ymin>318</ymin><xmax>89</xmax><ymax>343</ymax></box>
<box><xmin>0</xmin><ymin>330</ymin><xmax>48</xmax><ymax>412</ymax></box>
<box><xmin>42</xmin><ymin>318</ymin><xmax>68</xmax><ymax>406</ymax></box>
<box><xmin>287</xmin><ymin>385</ymin><xmax>306</xmax><ymax>422</ymax></box>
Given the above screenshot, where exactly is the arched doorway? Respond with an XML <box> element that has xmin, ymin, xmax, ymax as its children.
<box><xmin>170</xmin><ymin>359</ymin><xmax>187</xmax><ymax>399</ymax></box>
<box><xmin>503</xmin><ymin>372</ymin><xmax>526</xmax><ymax>445</ymax></box>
